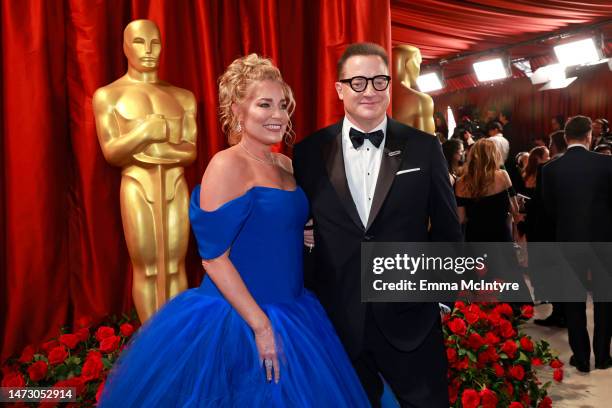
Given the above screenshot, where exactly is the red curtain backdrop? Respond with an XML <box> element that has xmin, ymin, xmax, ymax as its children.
<box><xmin>433</xmin><ymin>63</ymin><xmax>612</xmax><ymax>152</ymax></box>
<box><xmin>1</xmin><ymin>0</ymin><xmax>391</xmax><ymax>361</ymax></box>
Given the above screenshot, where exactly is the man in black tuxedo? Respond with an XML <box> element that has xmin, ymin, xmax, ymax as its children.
<box><xmin>542</xmin><ymin>115</ymin><xmax>612</xmax><ymax>372</ymax></box>
<box><xmin>293</xmin><ymin>43</ymin><xmax>462</xmax><ymax>407</ymax></box>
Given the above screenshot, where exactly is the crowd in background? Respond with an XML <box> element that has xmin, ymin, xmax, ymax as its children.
<box><xmin>438</xmin><ymin>108</ymin><xmax>612</xmax><ymax>374</ymax></box>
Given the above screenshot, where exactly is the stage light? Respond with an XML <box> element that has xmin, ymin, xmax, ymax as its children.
<box><xmin>473</xmin><ymin>58</ymin><xmax>510</xmax><ymax>82</ymax></box>
<box><xmin>447</xmin><ymin>106</ymin><xmax>456</xmax><ymax>139</ymax></box>
<box><xmin>554</xmin><ymin>38</ymin><xmax>600</xmax><ymax>67</ymax></box>
<box><xmin>416</xmin><ymin>72</ymin><xmax>444</xmax><ymax>92</ymax></box>
<box><xmin>530</xmin><ymin>63</ymin><xmax>565</xmax><ymax>85</ymax></box>
<box><xmin>530</xmin><ymin>63</ymin><xmax>577</xmax><ymax>90</ymax></box>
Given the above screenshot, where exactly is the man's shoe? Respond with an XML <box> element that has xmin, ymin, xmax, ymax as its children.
<box><xmin>595</xmin><ymin>357</ymin><xmax>612</xmax><ymax>370</ymax></box>
<box><xmin>534</xmin><ymin>314</ymin><xmax>566</xmax><ymax>328</ymax></box>
<box><xmin>569</xmin><ymin>355</ymin><xmax>590</xmax><ymax>373</ymax></box>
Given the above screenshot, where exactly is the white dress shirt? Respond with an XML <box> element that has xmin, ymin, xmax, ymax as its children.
<box><xmin>342</xmin><ymin>116</ymin><xmax>387</xmax><ymax>227</ymax></box>
<box><xmin>567</xmin><ymin>143</ymin><xmax>588</xmax><ymax>150</ymax></box>
<box><xmin>488</xmin><ymin>133</ymin><xmax>509</xmax><ymax>162</ymax></box>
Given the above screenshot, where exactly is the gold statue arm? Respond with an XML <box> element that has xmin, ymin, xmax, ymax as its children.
<box><xmin>422</xmin><ymin>98</ymin><xmax>436</xmax><ymax>135</ymax></box>
<box><xmin>93</xmin><ymin>90</ymin><xmax>168</xmax><ymax>167</ymax></box>
<box><xmin>140</xmin><ymin>105</ymin><xmax>197</xmax><ymax>165</ymax></box>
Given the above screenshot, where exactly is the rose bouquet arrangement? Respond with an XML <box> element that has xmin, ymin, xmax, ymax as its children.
<box><xmin>1</xmin><ymin>313</ymin><xmax>139</xmax><ymax>407</ymax></box>
<box><xmin>444</xmin><ymin>302</ymin><xmax>562</xmax><ymax>408</ymax></box>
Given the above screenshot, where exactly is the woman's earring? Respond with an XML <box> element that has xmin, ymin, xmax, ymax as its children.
<box><xmin>236</xmin><ymin>122</ymin><xmax>242</xmax><ymax>133</ymax></box>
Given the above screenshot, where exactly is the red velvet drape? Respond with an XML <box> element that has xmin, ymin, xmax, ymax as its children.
<box><xmin>1</xmin><ymin>0</ymin><xmax>391</xmax><ymax>361</ymax></box>
<box><xmin>433</xmin><ymin>63</ymin><xmax>612</xmax><ymax>152</ymax></box>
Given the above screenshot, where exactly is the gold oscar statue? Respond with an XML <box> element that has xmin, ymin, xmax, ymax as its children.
<box><xmin>392</xmin><ymin>45</ymin><xmax>435</xmax><ymax>134</ymax></box>
<box><xmin>93</xmin><ymin>19</ymin><xmax>197</xmax><ymax>322</ymax></box>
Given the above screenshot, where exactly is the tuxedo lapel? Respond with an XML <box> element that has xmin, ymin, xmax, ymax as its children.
<box><xmin>366</xmin><ymin>119</ymin><xmax>406</xmax><ymax>231</ymax></box>
<box><xmin>322</xmin><ymin>125</ymin><xmax>365</xmax><ymax>231</ymax></box>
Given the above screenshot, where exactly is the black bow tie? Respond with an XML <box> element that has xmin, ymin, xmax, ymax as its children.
<box><xmin>349</xmin><ymin>128</ymin><xmax>384</xmax><ymax>149</ymax></box>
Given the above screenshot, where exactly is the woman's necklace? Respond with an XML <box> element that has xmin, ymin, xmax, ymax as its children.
<box><xmin>240</xmin><ymin>142</ymin><xmax>275</xmax><ymax>166</ymax></box>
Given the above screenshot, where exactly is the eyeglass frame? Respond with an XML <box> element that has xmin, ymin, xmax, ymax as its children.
<box><xmin>338</xmin><ymin>75</ymin><xmax>391</xmax><ymax>92</ymax></box>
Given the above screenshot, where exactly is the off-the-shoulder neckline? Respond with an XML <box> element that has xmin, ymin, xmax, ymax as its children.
<box><xmin>193</xmin><ymin>185</ymin><xmax>301</xmax><ymax>213</ymax></box>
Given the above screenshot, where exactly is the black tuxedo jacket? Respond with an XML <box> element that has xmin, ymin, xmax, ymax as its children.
<box><xmin>293</xmin><ymin>117</ymin><xmax>462</xmax><ymax>358</ymax></box>
<box><xmin>542</xmin><ymin>146</ymin><xmax>612</xmax><ymax>242</ymax></box>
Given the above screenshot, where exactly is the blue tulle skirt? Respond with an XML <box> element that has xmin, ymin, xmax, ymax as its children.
<box><xmin>98</xmin><ymin>288</ymin><xmax>370</xmax><ymax>407</ymax></box>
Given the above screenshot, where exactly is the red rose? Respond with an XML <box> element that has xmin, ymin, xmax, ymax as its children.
<box><xmin>501</xmin><ymin>340</ymin><xmax>518</xmax><ymax>358</ymax></box>
<box><xmin>550</xmin><ymin>359</ymin><xmax>563</xmax><ymax>369</ymax></box>
<box><xmin>87</xmin><ymin>350</ymin><xmax>103</xmax><ymax>362</ymax></box>
<box><xmin>96</xmin><ymin>380</ymin><xmax>106</xmax><ymax>402</ymax></box>
<box><xmin>493</xmin><ymin>362</ymin><xmax>505</xmax><ymax>377</ymax></box>
<box><xmin>448</xmin><ymin>318</ymin><xmax>467</xmax><ymax>336</ymax></box>
<box><xmin>478</xmin><ymin>347</ymin><xmax>499</xmax><ymax>364</ymax></box>
<box><xmin>509</xmin><ymin>364</ymin><xmax>525</xmax><ymax>380</ymax></box>
<box><xmin>454</xmin><ymin>301</ymin><xmax>466</xmax><ymax>311</ymax></box>
<box><xmin>461</xmin><ymin>389</ymin><xmax>480</xmax><ymax>408</ymax></box>
<box><xmin>484</xmin><ymin>332</ymin><xmax>500</xmax><ymax>345</ymax></box>
<box><xmin>521</xmin><ymin>304</ymin><xmax>534</xmax><ymax>319</ymax></box>
<box><xmin>18</xmin><ymin>345</ymin><xmax>35</xmax><ymax>363</ymax></box>
<box><xmin>27</xmin><ymin>360</ymin><xmax>48</xmax><ymax>382</ymax></box>
<box><xmin>82</xmin><ymin>355</ymin><xmax>104</xmax><ymax>382</ymax></box>
<box><xmin>496</xmin><ymin>303</ymin><xmax>514</xmax><ymax>317</ymax></box>
<box><xmin>464</xmin><ymin>304</ymin><xmax>482</xmax><ymax>324</ymax></box>
<box><xmin>54</xmin><ymin>376</ymin><xmax>85</xmax><ymax>394</ymax></box>
<box><xmin>47</xmin><ymin>346</ymin><xmax>68</xmax><ymax>365</ymax></box>
<box><xmin>41</xmin><ymin>340</ymin><xmax>59</xmax><ymax>353</ymax></box>
<box><xmin>76</xmin><ymin>327</ymin><xmax>90</xmax><ymax>342</ymax></box>
<box><xmin>120</xmin><ymin>323</ymin><xmax>135</xmax><ymax>337</ymax></box>
<box><xmin>488</xmin><ymin>312</ymin><xmax>501</xmax><ymax>326</ymax></box>
<box><xmin>480</xmin><ymin>388</ymin><xmax>498</xmax><ymax>408</ymax></box>
<box><xmin>1</xmin><ymin>372</ymin><xmax>25</xmax><ymax>387</ymax></box>
<box><xmin>59</xmin><ymin>334</ymin><xmax>79</xmax><ymax>350</ymax></box>
<box><xmin>538</xmin><ymin>396</ymin><xmax>552</xmax><ymax>408</ymax></box>
<box><xmin>499</xmin><ymin>319</ymin><xmax>515</xmax><ymax>338</ymax></box>
<box><xmin>99</xmin><ymin>335</ymin><xmax>120</xmax><ymax>353</ymax></box>
<box><xmin>76</xmin><ymin>316</ymin><xmax>93</xmax><ymax>328</ymax></box>
<box><xmin>532</xmin><ymin>357</ymin><xmax>543</xmax><ymax>366</ymax></box>
<box><xmin>509</xmin><ymin>402</ymin><xmax>523</xmax><ymax>408</ymax></box>
<box><xmin>95</xmin><ymin>326</ymin><xmax>115</xmax><ymax>342</ymax></box>
<box><xmin>553</xmin><ymin>368</ymin><xmax>564</xmax><ymax>382</ymax></box>
<box><xmin>455</xmin><ymin>356</ymin><xmax>469</xmax><ymax>370</ymax></box>
<box><xmin>520</xmin><ymin>337</ymin><xmax>534</xmax><ymax>353</ymax></box>
<box><xmin>446</xmin><ymin>347</ymin><xmax>457</xmax><ymax>363</ymax></box>
<box><xmin>467</xmin><ymin>332</ymin><xmax>485</xmax><ymax>350</ymax></box>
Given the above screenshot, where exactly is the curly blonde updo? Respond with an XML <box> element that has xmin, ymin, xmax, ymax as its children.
<box><xmin>218</xmin><ymin>53</ymin><xmax>296</xmax><ymax>145</ymax></box>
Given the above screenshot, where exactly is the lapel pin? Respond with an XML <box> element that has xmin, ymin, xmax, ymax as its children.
<box><xmin>388</xmin><ymin>150</ymin><xmax>401</xmax><ymax>157</ymax></box>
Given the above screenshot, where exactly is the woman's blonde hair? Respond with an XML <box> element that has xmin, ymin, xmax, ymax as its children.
<box><xmin>462</xmin><ymin>139</ymin><xmax>502</xmax><ymax>199</ymax></box>
<box><xmin>218</xmin><ymin>53</ymin><xmax>296</xmax><ymax>145</ymax></box>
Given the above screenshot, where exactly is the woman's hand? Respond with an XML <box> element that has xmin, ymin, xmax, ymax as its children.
<box><xmin>304</xmin><ymin>219</ymin><xmax>314</xmax><ymax>252</ymax></box>
<box><xmin>254</xmin><ymin>324</ymin><xmax>280</xmax><ymax>383</ymax></box>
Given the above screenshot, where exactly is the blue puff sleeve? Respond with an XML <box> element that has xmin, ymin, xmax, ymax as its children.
<box><xmin>189</xmin><ymin>185</ymin><xmax>253</xmax><ymax>260</ymax></box>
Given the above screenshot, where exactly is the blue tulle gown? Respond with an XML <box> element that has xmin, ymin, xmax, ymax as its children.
<box><xmin>98</xmin><ymin>185</ymin><xmax>370</xmax><ymax>407</ymax></box>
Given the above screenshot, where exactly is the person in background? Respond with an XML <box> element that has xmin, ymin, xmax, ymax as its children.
<box><xmin>434</xmin><ymin>111</ymin><xmax>448</xmax><ymax>140</ymax></box>
<box><xmin>522</xmin><ymin>146</ymin><xmax>550</xmax><ymax>193</ymax></box>
<box><xmin>590</xmin><ymin>118</ymin><xmax>608</xmax><ymax>150</ymax></box>
<box><xmin>551</xmin><ymin>114</ymin><xmax>565</xmax><ymax>132</ymax></box>
<box><xmin>442</xmin><ymin>138</ymin><xmax>465</xmax><ymax>185</ymax></box>
<box><xmin>542</xmin><ymin>115</ymin><xmax>612</xmax><ymax>373</ymax></box>
<box><xmin>486</xmin><ymin>121</ymin><xmax>509</xmax><ymax>164</ymax></box>
<box><xmin>530</xmin><ymin>130</ymin><xmax>567</xmax><ymax>328</ymax></box>
<box><xmin>594</xmin><ymin>143</ymin><xmax>612</xmax><ymax>156</ymax></box>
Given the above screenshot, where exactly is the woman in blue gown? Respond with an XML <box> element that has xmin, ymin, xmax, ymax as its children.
<box><xmin>98</xmin><ymin>54</ymin><xmax>369</xmax><ymax>407</ymax></box>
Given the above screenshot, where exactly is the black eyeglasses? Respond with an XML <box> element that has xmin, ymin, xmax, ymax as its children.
<box><xmin>339</xmin><ymin>75</ymin><xmax>391</xmax><ymax>92</ymax></box>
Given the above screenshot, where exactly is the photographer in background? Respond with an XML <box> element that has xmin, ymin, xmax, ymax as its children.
<box><xmin>591</xmin><ymin>118</ymin><xmax>609</xmax><ymax>150</ymax></box>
